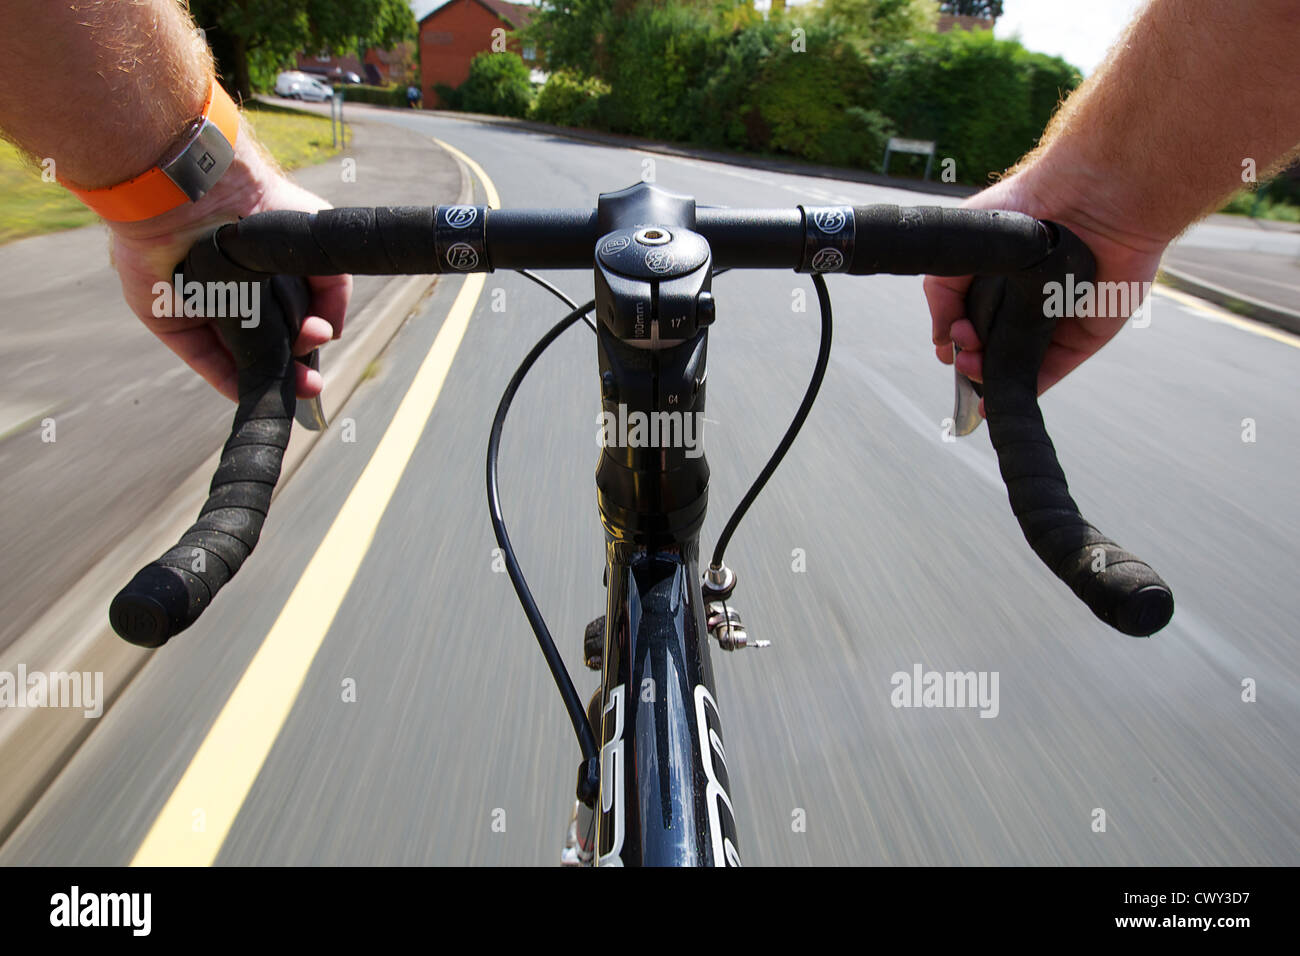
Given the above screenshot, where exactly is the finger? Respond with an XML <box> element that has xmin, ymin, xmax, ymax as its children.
<box><xmin>151</xmin><ymin>324</ymin><xmax>239</xmax><ymax>401</ymax></box>
<box><xmin>923</xmin><ymin>273</ymin><xmax>972</xmax><ymax>347</ymax></box>
<box><xmin>954</xmin><ymin>348</ymin><xmax>983</xmax><ymax>383</ymax></box>
<box><xmin>949</xmin><ymin>318</ymin><xmax>982</xmax><ymax>352</ymax></box>
<box><xmin>935</xmin><ymin>342</ymin><xmax>954</xmax><ymax>365</ymax></box>
<box><xmin>307</xmin><ymin>273</ymin><xmax>352</xmax><ymax>340</ymax></box>
<box><xmin>295</xmin><ymin>361</ymin><xmax>323</xmax><ymax>399</ymax></box>
<box><xmin>293</xmin><ymin>315</ymin><xmax>335</xmax><ymax>356</ymax></box>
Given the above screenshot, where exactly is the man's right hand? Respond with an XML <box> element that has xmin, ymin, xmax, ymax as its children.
<box><xmin>924</xmin><ymin>168</ymin><xmax>1169</xmax><ymax>404</ymax></box>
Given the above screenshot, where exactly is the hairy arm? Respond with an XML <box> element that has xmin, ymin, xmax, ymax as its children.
<box><xmin>0</xmin><ymin>0</ymin><xmax>350</xmax><ymax>400</ymax></box>
<box><xmin>928</xmin><ymin>0</ymin><xmax>1300</xmax><ymax>394</ymax></box>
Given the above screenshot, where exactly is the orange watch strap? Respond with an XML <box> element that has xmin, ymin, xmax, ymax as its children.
<box><xmin>62</xmin><ymin>79</ymin><xmax>240</xmax><ymax>223</ymax></box>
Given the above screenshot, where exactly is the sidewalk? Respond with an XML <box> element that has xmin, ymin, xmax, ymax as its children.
<box><xmin>1161</xmin><ymin>215</ymin><xmax>1300</xmax><ymax>333</ymax></box>
<box><xmin>0</xmin><ymin>111</ymin><xmax>465</xmax><ymax>842</ymax></box>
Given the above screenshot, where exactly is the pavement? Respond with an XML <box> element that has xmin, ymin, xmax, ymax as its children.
<box><xmin>0</xmin><ymin>112</ymin><xmax>461</xmax><ymax>654</ymax></box>
<box><xmin>0</xmin><ymin>109</ymin><xmax>465</xmax><ymax>840</ymax></box>
<box><xmin>1</xmin><ymin>102</ymin><xmax>1297</xmax><ymax>865</ymax></box>
<box><xmin>1162</xmin><ymin>217</ymin><xmax>1300</xmax><ymax>333</ymax></box>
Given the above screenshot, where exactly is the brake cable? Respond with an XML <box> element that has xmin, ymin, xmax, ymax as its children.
<box><xmin>487</xmin><ymin>269</ymin><xmax>830</xmax><ymax>787</ymax></box>
<box><xmin>486</xmin><ymin>292</ymin><xmax>601</xmax><ymax>780</ymax></box>
<box><xmin>709</xmin><ymin>273</ymin><xmax>832</xmax><ymax>575</ymax></box>
<box><xmin>516</xmin><ymin>269</ymin><xmax>598</xmax><ymax>333</ymax></box>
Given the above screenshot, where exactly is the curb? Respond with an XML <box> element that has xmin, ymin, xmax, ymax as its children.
<box><xmin>0</xmin><ymin>145</ymin><xmax>472</xmax><ymax>847</ymax></box>
<box><xmin>1159</xmin><ymin>266</ymin><xmax>1300</xmax><ymax>336</ymax></box>
<box><xmin>341</xmin><ymin>100</ymin><xmax>978</xmax><ymax>199</ymax></box>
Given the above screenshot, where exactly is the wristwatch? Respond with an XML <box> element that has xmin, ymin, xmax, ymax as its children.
<box><xmin>62</xmin><ymin>78</ymin><xmax>240</xmax><ymax>223</ymax></box>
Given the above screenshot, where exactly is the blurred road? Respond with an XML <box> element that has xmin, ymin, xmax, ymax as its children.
<box><xmin>0</xmin><ymin>116</ymin><xmax>460</xmax><ymax>654</ymax></box>
<box><xmin>3</xmin><ymin>110</ymin><xmax>1297</xmax><ymax>865</ymax></box>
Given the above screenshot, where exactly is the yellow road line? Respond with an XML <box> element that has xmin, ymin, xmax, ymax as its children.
<box><xmin>1155</xmin><ymin>284</ymin><xmax>1300</xmax><ymax>350</ymax></box>
<box><xmin>433</xmin><ymin>136</ymin><xmax>500</xmax><ymax>209</ymax></box>
<box><xmin>131</xmin><ymin>148</ymin><xmax>496</xmax><ymax>867</ymax></box>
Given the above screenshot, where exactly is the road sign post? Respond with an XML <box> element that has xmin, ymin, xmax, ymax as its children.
<box><xmin>883</xmin><ymin>137</ymin><xmax>937</xmax><ymax>181</ymax></box>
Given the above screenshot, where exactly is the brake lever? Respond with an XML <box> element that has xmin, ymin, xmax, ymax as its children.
<box><xmin>293</xmin><ymin>349</ymin><xmax>327</xmax><ymax>430</ymax></box>
<box><xmin>951</xmin><ymin>344</ymin><xmax>983</xmax><ymax>437</ymax></box>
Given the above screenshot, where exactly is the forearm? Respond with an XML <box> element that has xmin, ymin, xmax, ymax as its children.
<box><xmin>1013</xmin><ymin>0</ymin><xmax>1300</xmax><ymax>245</ymax></box>
<box><xmin>0</xmin><ymin>0</ymin><xmax>213</xmax><ymax>190</ymax></box>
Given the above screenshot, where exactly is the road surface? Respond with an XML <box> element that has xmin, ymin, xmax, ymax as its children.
<box><xmin>3</xmin><ymin>111</ymin><xmax>1297</xmax><ymax>866</ymax></box>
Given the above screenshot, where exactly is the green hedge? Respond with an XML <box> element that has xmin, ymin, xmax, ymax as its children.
<box><xmin>874</xmin><ymin>29</ymin><xmax>1081</xmax><ymax>183</ymax></box>
<box><xmin>598</xmin><ymin>3</ymin><xmax>721</xmax><ymax>141</ymax></box>
<box><xmin>468</xmin><ymin>3</ymin><xmax>1083</xmax><ymax>182</ymax></box>
<box><xmin>458</xmin><ymin>52</ymin><xmax>533</xmax><ymax>118</ymax></box>
<box><xmin>337</xmin><ymin>84</ymin><xmax>408</xmax><ymax>107</ymax></box>
<box><xmin>530</xmin><ymin>71</ymin><xmax>610</xmax><ymax>127</ymax></box>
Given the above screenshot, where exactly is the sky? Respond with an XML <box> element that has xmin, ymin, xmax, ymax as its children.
<box><xmin>994</xmin><ymin>0</ymin><xmax>1147</xmax><ymax>74</ymax></box>
<box><xmin>410</xmin><ymin>0</ymin><xmax>1151</xmax><ymax>76</ymax></box>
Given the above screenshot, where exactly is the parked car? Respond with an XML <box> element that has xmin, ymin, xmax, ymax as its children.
<box><xmin>299</xmin><ymin>66</ymin><xmax>363</xmax><ymax>85</ymax></box>
<box><xmin>274</xmin><ymin>71</ymin><xmax>334</xmax><ymax>101</ymax></box>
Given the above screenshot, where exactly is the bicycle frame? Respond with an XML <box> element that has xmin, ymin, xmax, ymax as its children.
<box><xmin>593</xmin><ymin>542</ymin><xmax>738</xmax><ymax>866</ymax></box>
<box><xmin>582</xmin><ymin>184</ymin><xmax>740</xmax><ymax>866</ymax></box>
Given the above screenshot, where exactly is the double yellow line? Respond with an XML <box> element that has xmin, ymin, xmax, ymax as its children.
<box><xmin>131</xmin><ymin>138</ymin><xmax>496</xmax><ymax>866</ymax></box>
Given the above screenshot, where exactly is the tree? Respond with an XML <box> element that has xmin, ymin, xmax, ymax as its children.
<box><xmin>939</xmin><ymin>0</ymin><xmax>1003</xmax><ymax>18</ymax></box>
<box><xmin>523</xmin><ymin>0</ymin><xmax>616</xmax><ymax>75</ymax></box>
<box><xmin>187</xmin><ymin>0</ymin><xmax>416</xmax><ymax>100</ymax></box>
<box><xmin>810</xmin><ymin>0</ymin><xmax>939</xmax><ymax>55</ymax></box>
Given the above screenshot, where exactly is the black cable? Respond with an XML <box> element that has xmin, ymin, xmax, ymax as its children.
<box><xmin>487</xmin><ymin>298</ymin><xmax>601</xmax><ymax>763</ymax></box>
<box><xmin>516</xmin><ymin>269</ymin><xmax>598</xmax><ymax>332</ymax></box>
<box><xmin>710</xmin><ymin>272</ymin><xmax>832</xmax><ymax>570</ymax></box>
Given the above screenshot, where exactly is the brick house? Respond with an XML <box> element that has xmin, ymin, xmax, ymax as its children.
<box><xmin>936</xmin><ymin>13</ymin><xmax>996</xmax><ymax>33</ymax></box>
<box><xmin>296</xmin><ymin>45</ymin><xmax>417</xmax><ymax>86</ymax></box>
<box><xmin>419</xmin><ymin>0</ymin><xmax>537</xmax><ymax>107</ymax></box>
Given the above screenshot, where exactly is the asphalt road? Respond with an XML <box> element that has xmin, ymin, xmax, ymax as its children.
<box><xmin>0</xmin><ymin>116</ymin><xmax>459</xmax><ymax>653</ymax></box>
<box><xmin>3</xmin><ymin>111</ymin><xmax>1297</xmax><ymax>865</ymax></box>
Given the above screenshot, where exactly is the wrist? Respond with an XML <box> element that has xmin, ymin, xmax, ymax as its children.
<box><xmin>108</xmin><ymin>128</ymin><xmax>277</xmax><ymax>245</ymax></box>
<box><xmin>999</xmin><ymin>151</ymin><xmax>1174</xmax><ymax>261</ymax></box>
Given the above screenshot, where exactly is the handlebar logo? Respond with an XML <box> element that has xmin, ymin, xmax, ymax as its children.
<box><xmin>644</xmin><ymin>250</ymin><xmax>676</xmax><ymax>274</ymax></box>
<box><xmin>810</xmin><ymin>248</ymin><xmax>844</xmax><ymax>272</ymax></box>
<box><xmin>443</xmin><ymin>205</ymin><xmax>478</xmax><ymax>228</ymax></box>
<box><xmin>811</xmin><ymin>209</ymin><xmax>847</xmax><ymax>234</ymax></box>
<box><xmin>445</xmin><ymin>243</ymin><xmax>480</xmax><ymax>271</ymax></box>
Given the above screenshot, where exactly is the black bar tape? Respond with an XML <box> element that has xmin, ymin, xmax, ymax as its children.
<box><xmin>967</xmin><ymin>223</ymin><xmax>1174</xmax><ymax>637</ymax></box>
<box><xmin>148</xmin><ymin>205</ymin><xmax>1065</xmax><ymax>279</ymax></box>
<box><xmin>109</xmin><ymin>250</ymin><xmax>307</xmax><ymax>647</ymax></box>
<box><xmin>849</xmin><ymin>206</ymin><xmax>1052</xmax><ymax>276</ymax></box>
<box><xmin>213</xmin><ymin>207</ymin><xmax>441</xmax><ymax>275</ymax></box>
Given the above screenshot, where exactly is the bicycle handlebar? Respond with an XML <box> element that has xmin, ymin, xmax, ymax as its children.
<box><xmin>108</xmin><ymin>242</ymin><xmax>309</xmax><ymax>647</ymax></box>
<box><xmin>184</xmin><ymin>203</ymin><xmax>1055</xmax><ymax>276</ymax></box>
<box><xmin>109</xmin><ymin>199</ymin><xmax>1173</xmax><ymax>646</ymax></box>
